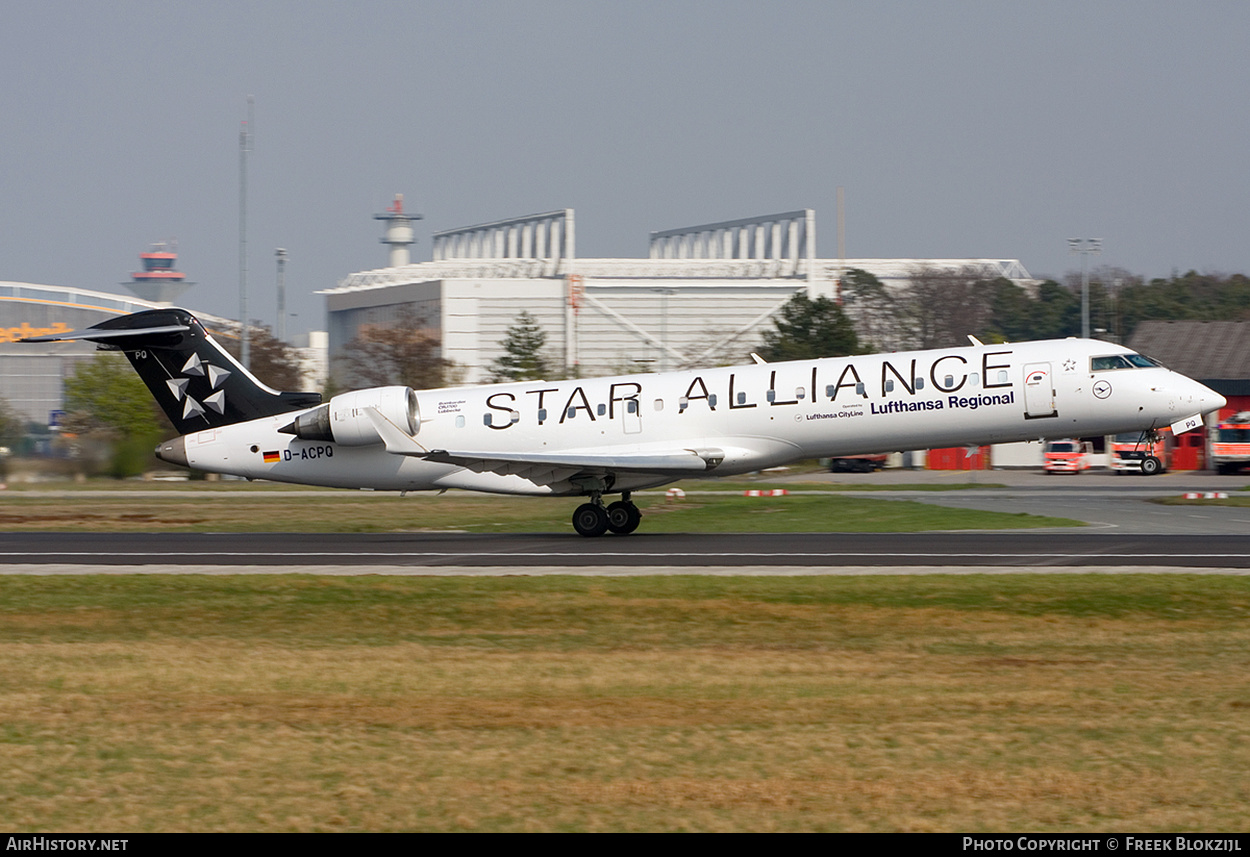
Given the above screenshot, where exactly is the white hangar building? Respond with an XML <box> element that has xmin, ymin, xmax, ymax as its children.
<box><xmin>322</xmin><ymin>208</ymin><xmax>1035</xmax><ymax>385</ymax></box>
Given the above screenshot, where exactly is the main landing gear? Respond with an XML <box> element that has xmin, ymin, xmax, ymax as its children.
<box><xmin>572</xmin><ymin>491</ymin><xmax>642</xmax><ymax>537</ymax></box>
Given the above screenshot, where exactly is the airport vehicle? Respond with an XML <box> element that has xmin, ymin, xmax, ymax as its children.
<box><xmin>1043</xmin><ymin>439</ymin><xmax>1094</xmax><ymax>474</ymax></box>
<box><xmin>1110</xmin><ymin>429</ymin><xmax>1170</xmax><ymax>475</ymax></box>
<box><xmin>1212</xmin><ymin>411</ymin><xmax>1250</xmax><ymax>475</ymax></box>
<box><xmin>828</xmin><ymin>453</ymin><xmax>888</xmax><ymax>473</ymax></box>
<box><xmin>26</xmin><ymin>309</ymin><xmax>1226</xmax><ymax>536</ymax></box>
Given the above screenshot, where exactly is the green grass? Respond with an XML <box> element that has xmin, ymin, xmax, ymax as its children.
<box><xmin>1</xmin><ymin>574</ymin><xmax>1247</xmax><ymax>832</ymax></box>
<box><xmin>0</xmin><ymin>488</ymin><xmax>1082</xmax><ymax>532</ymax></box>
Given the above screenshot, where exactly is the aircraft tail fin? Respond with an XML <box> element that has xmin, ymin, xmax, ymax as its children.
<box><xmin>24</xmin><ymin>308</ymin><xmax>321</xmax><ymax>434</ymax></box>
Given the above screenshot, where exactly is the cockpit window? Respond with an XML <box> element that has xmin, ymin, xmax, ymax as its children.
<box><xmin>1091</xmin><ymin>353</ymin><xmax>1161</xmax><ymax>371</ymax></box>
<box><xmin>1091</xmin><ymin>355</ymin><xmax>1132</xmax><ymax>371</ymax></box>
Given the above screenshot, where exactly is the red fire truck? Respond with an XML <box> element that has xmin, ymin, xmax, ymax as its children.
<box><xmin>1212</xmin><ymin>411</ymin><xmax>1250</xmax><ymax>475</ymax></box>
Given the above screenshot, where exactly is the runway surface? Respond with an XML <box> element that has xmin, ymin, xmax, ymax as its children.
<box><xmin>1</xmin><ymin>531</ymin><xmax>1247</xmax><ymax>575</ymax></box>
<box><xmin>2</xmin><ymin>469</ymin><xmax>1246</xmax><ymax>574</ymax></box>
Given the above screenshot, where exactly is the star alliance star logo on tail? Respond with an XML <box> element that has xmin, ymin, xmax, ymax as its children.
<box><xmin>164</xmin><ymin>352</ymin><xmax>232</xmax><ymax>419</ymax></box>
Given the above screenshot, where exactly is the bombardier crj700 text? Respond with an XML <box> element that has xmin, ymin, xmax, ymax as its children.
<box><xmin>27</xmin><ymin>309</ymin><xmax>1226</xmax><ymax>536</ymax></box>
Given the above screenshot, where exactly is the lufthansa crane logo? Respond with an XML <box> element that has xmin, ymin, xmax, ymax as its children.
<box><xmin>1092</xmin><ymin>380</ymin><xmax>1112</xmax><ymax>399</ymax></box>
<box><xmin>165</xmin><ymin>353</ymin><xmax>231</xmax><ymax>419</ymax></box>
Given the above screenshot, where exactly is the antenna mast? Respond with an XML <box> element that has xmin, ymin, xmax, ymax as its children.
<box><xmin>239</xmin><ymin>96</ymin><xmax>254</xmax><ymax>368</ymax></box>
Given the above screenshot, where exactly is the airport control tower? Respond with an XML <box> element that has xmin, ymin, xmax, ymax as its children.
<box><xmin>123</xmin><ymin>240</ymin><xmax>195</xmax><ymax>304</ymax></box>
<box><xmin>374</xmin><ymin>194</ymin><xmax>422</xmax><ymax>267</ymax></box>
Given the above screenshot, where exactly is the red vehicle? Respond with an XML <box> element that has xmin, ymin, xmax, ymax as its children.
<box><xmin>1110</xmin><ymin>430</ymin><xmax>1170</xmax><ymax>475</ymax></box>
<box><xmin>1212</xmin><ymin>411</ymin><xmax>1250</xmax><ymax>475</ymax></box>
<box><xmin>1043</xmin><ymin>439</ymin><xmax>1093</xmax><ymax>474</ymax></box>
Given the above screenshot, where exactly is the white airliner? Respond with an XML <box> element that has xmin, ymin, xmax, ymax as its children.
<box><xmin>27</xmin><ymin>309</ymin><xmax>1226</xmax><ymax>536</ymax></box>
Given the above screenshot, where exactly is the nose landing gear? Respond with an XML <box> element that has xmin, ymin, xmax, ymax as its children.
<box><xmin>571</xmin><ymin>491</ymin><xmax>642</xmax><ymax>537</ymax></box>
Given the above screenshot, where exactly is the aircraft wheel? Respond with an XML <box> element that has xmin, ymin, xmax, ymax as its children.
<box><xmin>1141</xmin><ymin>456</ymin><xmax>1162</xmax><ymax>476</ymax></box>
<box><xmin>606</xmin><ymin>501</ymin><xmax>642</xmax><ymax>535</ymax></box>
<box><xmin>572</xmin><ymin>503</ymin><xmax>609</xmax><ymax>537</ymax></box>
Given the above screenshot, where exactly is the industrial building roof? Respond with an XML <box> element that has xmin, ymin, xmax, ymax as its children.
<box><xmin>1128</xmin><ymin>320</ymin><xmax>1250</xmax><ymax>385</ymax></box>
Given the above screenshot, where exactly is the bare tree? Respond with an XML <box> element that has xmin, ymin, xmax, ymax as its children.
<box><xmin>900</xmin><ymin>265</ymin><xmax>994</xmax><ymax>349</ymax></box>
<box><xmin>222</xmin><ymin>324</ymin><xmax>308</xmax><ymax>391</ymax></box>
<box><xmin>338</xmin><ymin>304</ymin><xmax>453</xmax><ymax>390</ymax></box>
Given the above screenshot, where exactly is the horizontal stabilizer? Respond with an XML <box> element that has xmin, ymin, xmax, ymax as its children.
<box><xmin>21</xmin><ymin>324</ymin><xmax>191</xmax><ymax>343</ymax></box>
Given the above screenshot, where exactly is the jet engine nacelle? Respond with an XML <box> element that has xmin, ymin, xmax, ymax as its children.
<box><xmin>281</xmin><ymin>385</ymin><xmax>419</xmax><ymax>446</ymax></box>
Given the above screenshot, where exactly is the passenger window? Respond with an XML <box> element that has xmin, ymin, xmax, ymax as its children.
<box><xmin>969</xmin><ymin>373</ymin><xmax>979</xmax><ymax>387</ymax></box>
<box><xmin>884</xmin><ymin>379</ymin><xmax>894</xmax><ymax>393</ymax></box>
<box><xmin>767</xmin><ymin>390</ymin><xmax>776</xmax><ymax>403</ymax></box>
<box><xmin>455</xmin><ymin>415</ymin><xmax>465</xmax><ymax>428</ymax></box>
<box><xmin>596</xmin><ymin>404</ymin><xmax>606</xmax><ymax>416</ymax></box>
<box><xmin>855</xmin><ymin>382</ymin><xmax>866</xmax><ymax>397</ymax></box>
<box><xmin>996</xmin><ymin>370</ymin><xmax>1008</xmax><ymax>384</ymax></box>
<box><xmin>708</xmin><ymin>394</ymin><xmax>718</xmax><ymax>407</ymax></box>
<box><xmin>654</xmin><ymin>399</ymin><xmax>664</xmax><ymax>412</ymax></box>
<box><xmin>567</xmin><ymin>407</ymin><xmax>577</xmax><ymax>419</ymax></box>
<box><xmin>627</xmin><ymin>400</ymin><xmax>637</xmax><ymax>414</ymax></box>
<box><xmin>795</xmin><ymin>387</ymin><xmax>805</xmax><ymax>400</ymax></box>
<box><xmin>678</xmin><ymin>396</ymin><xmax>689</xmax><ymax>411</ymax></box>
<box><xmin>914</xmin><ymin>378</ymin><xmax>924</xmax><ymax>390</ymax></box>
<box><xmin>825</xmin><ymin>385</ymin><xmax>835</xmax><ymax>398</ymax></box>
<box><xmin>538</xmin><ymin>408</ymin><xmax>547</xmax><ymax>422</ymax></box>
<box><xmin>944</xmin><ymin>375</ymin><xmax>954</xmax><ymax>387</ymax></box>
<box><xmin>739</xmin><ymin>391</ymin><xmax>749</xmax><ymax>404</ymax></box>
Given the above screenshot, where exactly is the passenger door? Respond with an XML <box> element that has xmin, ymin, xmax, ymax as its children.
<box><xmin>1023</xmin><ymin>363</ymin><xmax>1057</xmax><ymax>419</ymax></box>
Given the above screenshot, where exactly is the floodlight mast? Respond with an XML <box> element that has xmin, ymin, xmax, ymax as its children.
<box><xmin>275</xmin><ymin>248</ymin><xmax>287</xmax><ymax>342</ymax></box>
<box><xmin>1068</xmin><ymin>238</ymin><xmax>1102</xmax><ymax>340</ymax></box>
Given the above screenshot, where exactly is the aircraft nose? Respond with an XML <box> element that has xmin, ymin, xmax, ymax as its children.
<box><xmin>1194</xmin><ymin>381</ymin><xmax>1227</xmax><ymax>415</ymax></box>
<box><xmin>1177</xmin><ymin>378</ymin><xmax>1226</xmax><ymax>416</ymax></box>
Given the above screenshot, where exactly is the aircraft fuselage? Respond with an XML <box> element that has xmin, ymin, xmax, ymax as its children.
<box><xmin>169</xmin><ymin>337</ymin><xmax>1222</xmax><ymax>496</ymax></box>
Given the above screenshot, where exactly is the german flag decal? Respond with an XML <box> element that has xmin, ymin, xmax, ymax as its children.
<box><xmin>263</xmin><ymin>450</ymin><xmax>281</xmax><ymax>464</ymax></box>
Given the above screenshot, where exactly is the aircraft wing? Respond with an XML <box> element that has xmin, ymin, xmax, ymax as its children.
<box><xmin>364</xmin><ymin>407</ymin><xmax>723</xmax><ymax>476</ymax></box>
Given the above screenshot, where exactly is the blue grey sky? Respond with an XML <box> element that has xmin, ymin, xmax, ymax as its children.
<box><xmin>3</xmin><ymin>1</ymin><xmax>1248</xmax><ymax>334</ymax></box>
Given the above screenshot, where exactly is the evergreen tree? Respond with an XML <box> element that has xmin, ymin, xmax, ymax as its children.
<box><xmin>489</xmin><ymin>311</ymin><xmax>551</xmax><ymax>382</ymax></box>
<box><xmin>840</xmin><ymin>268</ymin><xmax>904</xmax><ymax>350</ymax></box>
<box><xmin>758</xmin><ymin>292</ymin><xmax>860</xmax><ymax>361</ymax></box>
